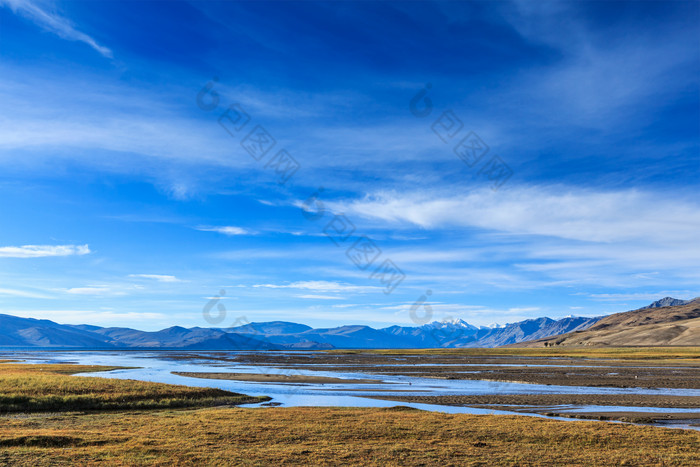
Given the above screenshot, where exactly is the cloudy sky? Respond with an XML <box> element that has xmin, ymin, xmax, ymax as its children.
<box><xmin>0</xmin><ymin>0</ymin><xmax>698</xmax><ymax>330</ymax></box>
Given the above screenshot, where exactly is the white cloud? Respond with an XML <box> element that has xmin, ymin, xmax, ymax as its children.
<box><xmin>379</xmin><ymin>302</ymin><xmax>486</xmax><ymax>313</ymax></box>
<box><xmin>507</xmin><ymin>307</ymin><xmax>541</xmax><ymax>313</ymax></box>
<box><xmin>587</xmin><ymin>292</ymin><xmax>699</xmax><ymax>302</ymax></box>
<box><xmin>129</xmin><ymin>274</ymin><xmax>182</xmax><ymax>283</ymax></box>
<box><xmin>326</xmin><ymin>186</ymin><xmax>700</xmax><ymax>245</ymax></box>
<box><xmin>196</xmin><ymin>226</ymin><xmax>253</xmax><ymax>236</ymax></box>
<box><xmin>278</xmin><ymin>230</ymin><xmax>326</xmax><ymax>237</ymax></box>
<box><xmin>0</xmin><ymin>287</ymin><xmax>52</xmax><ymax>299</ymax></box>
<box><xmin>295</xmin><ymin>294</ymin><xmax>345</xmax><ymax>300</ymax></box>
<box><xmin>253</xmin><ymin>280</ymin><xmax>381</xmax><ymax>293</ymax></box>
<box><xmin>0</xmin><ymin>244</ymin><xmax>90</xmax><ymax>258</ymax></box>
<box><xmin>64</xmin><ymin>282</ymin><xmax>148</xmax><ymax>296</ymax></box>
<box><xmin>1</xmin><ymin>309</ymin><xmax>167</xmax><ymax>325</ymax></box>
<box><xmin>0</xmin><ymin>0</ymin><xmax>112</xmax><ymax>58</ymax></box>
<box><xmin>0</xmin><ymin>70</ymin><xmax>254</xmax><ymax>185</ymax></box>
<box><xmin>65</xmin><ymin>286</ymin><xmax>118</xmax><ymax>295</ymax></box>
<box><xmin>215</xmin><ymin>248</ymin><xmax>313</xmax><ymax>261</ymax></box>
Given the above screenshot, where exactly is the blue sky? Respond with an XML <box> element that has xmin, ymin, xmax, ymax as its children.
<box><xmin>0</xmin><ymin>0</ymin><xmax>698</xmax><ymax>331</ymax></box>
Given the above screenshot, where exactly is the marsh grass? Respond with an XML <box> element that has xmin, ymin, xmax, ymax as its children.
<box><xmin>0</xmin><ymin>363</ymin><xmax>269</xmax><ymax>413</ymax></box>
<box><xmin>1</xmin><ymin>407</ymin><xmax>699</xmax><ymax>466</ymax></box>
<box><xmin>1</xmin><ymin>363</ymin><xmax>699</xmax><ymax>465</ymax></box>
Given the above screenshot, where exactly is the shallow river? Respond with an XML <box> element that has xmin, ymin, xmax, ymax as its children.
<box><xmin>3</xmin><ymin>350</ymin><xmax>699</xmax><ymax>430</ymax></box>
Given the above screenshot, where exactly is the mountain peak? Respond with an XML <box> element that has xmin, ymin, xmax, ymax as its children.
<box><xmin>639</xmin><ymin>297</ymin><xmax>690</xmax><ymax>310</ymax></box>
<box><xmin>0</xmin><ymin>313</ymin><xmax>602</xmax><ymax>349</ymax></box>
<box><xmin>423</xmin><ymin>319</ymin><xmax>478</xmax><ymax>331</ymax></box>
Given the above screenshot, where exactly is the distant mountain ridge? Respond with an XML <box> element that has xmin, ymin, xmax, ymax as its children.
<box><xmin>514</xmin><ymin>297</ymin><xmax>700</xmax><ymax>347</ymax></box>
<box><xmin>381</xmin><ymin>315</ymin><xmax>599</xmax><ymax>348</ymax></box>
<box><xmin>637</xmin><ymin>297</ymin><xmax>691</xmax><ymax>309</ymax></box>
<box><xmin>0</xmin><ymin>310</ymin><xmax>605</xmax><ymax>350</ymax></box>
<box><xmin>14</xmin><ymin>298</ymin><xmax>693</xmax><ymax>349</ymax></box>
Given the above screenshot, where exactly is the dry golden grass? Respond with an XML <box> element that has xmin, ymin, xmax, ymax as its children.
<box><xmin>1</xmin><ymin>363</ymin><xmax>699</xmax><ymax>465</ymax></box>
<box><xmin>1</xmin><ymin>406</ymin><xmax>699</xmax><ymax>466</ymax></box>
<box><xmin>0</xmin><ymin>363</ymin><xmax>268</xmax><ymax>413</ymax></box>
<box><xmin>524</xmin><ymin>300</ymin><xmax>700</xmax><ymax>348</ymax></box>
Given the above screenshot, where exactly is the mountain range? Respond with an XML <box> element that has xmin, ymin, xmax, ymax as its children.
<box><xmin>0</xmin><ymin>314</ymin><xmax>599</xmax><ymax>350</ymax></box>
<box><xmin>0</xmin><ymin>297</ymin><xmax>693</xmax><ymax>349</ymax></box>
<box><xmin>516</xmin><ymin>297</ymin><xmax>700</xmax><ymax>347</ymax></box>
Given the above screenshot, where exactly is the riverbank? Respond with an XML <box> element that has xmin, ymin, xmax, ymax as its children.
<box><xmin>174</xmin><ymin>371</ymin><xmax>381</xmax><ymax>385</ymax></box>
<box><xmin>367</xmin><ymin>394</ymin><xmax>700</xmax><ymax>425</ymax></box>
<box><xmin>226</xmin><ymin>348</ymin><xmax>700</xmax><ymax>389</ymax></box>
<box><xmin>2</xmin><ymin>361</ymin><xmax>700</xmax><ymax>465</ymax></box>
<box><xmin>2</xmin><ymin>406</ymin><xmax>700</xmax><ymax>465</ymax></box>
<box><xmin>0</xmin><ymin>363</ymin><xmax>268</xmax><ymax>413</ymax></box>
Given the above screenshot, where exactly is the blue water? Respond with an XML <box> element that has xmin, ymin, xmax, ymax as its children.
<box><xmin>3</xmin><ymin>350</ymin><xmax>699</xmax><ymax>431</ymax></box>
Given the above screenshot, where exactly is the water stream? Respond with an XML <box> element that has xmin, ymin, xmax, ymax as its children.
<box><xmin>3</xmin><ymin>350</ymin><xmax>698</xmax><ymax>431</ymax></box>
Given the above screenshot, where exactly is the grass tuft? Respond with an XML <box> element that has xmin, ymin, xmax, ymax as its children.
<box><xmin>0</xmin><ymin>363</ymin><xmax>269</xmax><ymax>413</ymax></box>
<box><xmin>1</xmin><ymin>407</ymin><xmax>699</xmax><ymax>466</ymax></box>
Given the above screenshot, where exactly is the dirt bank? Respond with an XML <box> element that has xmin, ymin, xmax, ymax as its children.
<box><xmin>212</xmin><ymin>352</ymin><xmax>700</xmax><ymax>389</ymax></box>
<box><xmin>174</xmin><ymin>372</ymin><xmax>383</xmax><ymax>385</ymax></box>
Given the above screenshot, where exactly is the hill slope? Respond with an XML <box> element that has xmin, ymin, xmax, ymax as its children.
<box><xmin>513</xmin><ymin>298</ymin><xmax>700</xmax><ymax>347</ymax></box>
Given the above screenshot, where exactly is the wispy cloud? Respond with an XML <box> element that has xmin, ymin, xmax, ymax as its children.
<box><xmin>253</xmin><ymin>281</ymin><xmax>381</xmax><ymax>293</ymax></box>
<box><xmin>2</xmin><ymin>309</ymin><xmax>167</xmax><ymax>325</ymax></box>
<box><xmin>1</xmin><ymin>0</ymin><xmax>113</xmax><ymax>58</ymax></box>
<box><xmin>64</xmin><ymin>281</ymin><xmax>150</xmax><ymax>296</ymax></box>
<box><xmin>0</xmin><ymin>287</ymin><xmax>52</xmax><ymax>299</ymax></box>
<box><xmin>373</xmin><ymin>301</ymin><xmax>548</xmax><ymax>327</ymax></box>
<box><xmin>65</xmin><ymin>286</ymin><xmax>116</xmax><ymax>295</ymax></box>
<box><xmin>196</xmin><ymin>226</ymin><xmax>254</xmax><ymax>236</ymax></box>
<box><xmin>326</xmin><ymin>186</ymin><xmax>700</xmax><ymax>245</ymax></box>
<box><xmin>295</xmin><ymin>294</ymin><xmax>345</xmax><ymax>300</ymax></box>
<box><xmin>0</xmin><ymin>244</ymin><xmax>90</xmax><ymax>258</ymax></box>
<box><xmin>502</xmin><ymin>0</ymin><xmax>698</xmax><ymax>130</ymax></box>
<box><xmin>128</xmin><ymin>274</ymin><xmax>182</xmax><ymax>283</ymax></box>
<box><xmin>587</xmin><ymin>292</ymin><xmax>699</xmax><ymax>302</ymax></box>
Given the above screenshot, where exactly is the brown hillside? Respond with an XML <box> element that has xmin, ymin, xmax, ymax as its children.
<box><xmin>512</xmin><ymin>299</ymin><xmax>700</xmax><ymax>348</ymax></box>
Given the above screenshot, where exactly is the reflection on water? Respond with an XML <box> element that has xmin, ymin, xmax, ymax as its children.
<box><xmin>2</xmin><ymin>350</ymin><xmax>699</xmax><ymax>431</ymax></box>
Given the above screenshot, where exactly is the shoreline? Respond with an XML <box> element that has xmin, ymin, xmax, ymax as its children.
<box><xmin>173</xmin><ymin>371</ymin><xmax>385</xmax><ymax>385</ymax></box>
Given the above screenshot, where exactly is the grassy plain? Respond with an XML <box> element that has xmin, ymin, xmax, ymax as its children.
<box><xmin>1</xmin><ymin>406</ymin><xmax>700</xmax><ymax>466</ymax></box>
<box><xmin>1</xmin><ymin>360</ymin><xmax>699</xmax><ymax>465</ymax></box>
<box><xmin>0</xmin><ymin>363</ymin><xmax>268</xmax><ymax>413</ymax></box>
